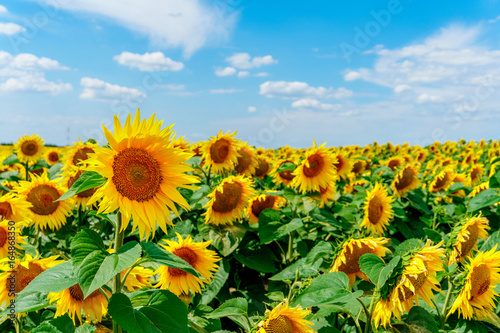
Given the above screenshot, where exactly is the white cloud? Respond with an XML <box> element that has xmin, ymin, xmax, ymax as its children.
<box><xmin>254</xmin><ymin>72</ymin><xmax>269</xmax><ymax>77</ymax></box>
<box><xmin>113</xmin><ymin>51</ymin><xmax>184</xmax><ymax>71</ymax></box>
<box><xmin>237</xmin><ymin>71</ymin><xmax>249</xmax><ymax>78</ymax></box>
<box><xmin>80</xmin><ymin>77</ymin><xmax>145</xmax><ymax>102</ymax></box>
<box><xmin>226</xmin><ymin>52</ymin><xmax>278</xmax><ymax>69</ymax></box>
<box><xmin>161</xmin><ymin>84</ymin><xmax>185</xmax><ymax>90</ymax></box>
<box><xmin>291</xmin><ymin>98</ymin><xmax>342</xmax><ymax>111</ymax></box>
<box><xmin>209</xmin><ymin>88</ymin><xmax>242</xmax><ymax>94</ymax></box>
<box><xmin>259</xmin><ymin>81</ymin><xmax>353</xmax><ymax>99</ymax></box>
<box><xmin>344</xmin><ymin>71</ymin><xmax>361</xmax><ymax>81</ymax></box>
<box><xmin>416</xmin><ymin>93</ymin><xmax>443</xmax><ymax>104</ymax></box>
<box><xmin>35</xmin><ymin>0</ymin><xmax>239</xmax><ymax>56</ymax></box>
<box><xmin>247</xmin><ymin>106</ymin><xmax>256</xmax><ymax>112</ymax></box>
<box><xmin>0</xmin><ymin>51</ymin><xmax>71</xmax><ymax>95</ymax></box>
<box><xmin>215</xmin><ymin>66</ymin><xmax>236</xmax><ymax>77</ymax></box>
<box><xmin>0</xmin><ymin>23</ymin><xmax>25</xmax><ymax>35</ymax></box>
<box><xmin>0</xmin><ymin>5</ymin><xmax>7</xmax><ymax>14</ymax></box>
<box><xmin>394</xmin><ymin>85</ymin><xmax>411</xmax><ymax>93</ymax></box>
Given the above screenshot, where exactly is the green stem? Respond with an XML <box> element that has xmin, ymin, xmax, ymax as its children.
<box><xmin>121</xmin><ymin>258</ymin><xmax>148</xmax><ymax>286</ymax></box>
<box><xmin>274</xmin><ymin>241</ymin><xmax>286</xmax><ymax>262</ymax></box>
<box><xmin>287</xmin><ymin>232</ymin><xmax>293</xmax><ymax>262</ymax></box>
<box><xmin>112</xmin><ymin>212</ymin><xmax>124</xmax><ymax>333</ymax></box>
<box><xmin>14</xmin><ymin>316</ymin><xmax>21</xmax><ymax>333</ymax></box>
<box><xmin>360</xmin><ymin>294</ymin><xmax>377</xmax><ymax>333</ymax></box>
<box><xmin>441</xmin><ymin>277</ymin><xmax>454</xmax><ymax>330</ymax></box>
<box><xmin>206</xmin><ymin>166</ymin><xmax>212</xmax><ymax>186</ymax></box>
<box><xmin>24</xmin><ymin>162</ymin><xmax>29</xmax><ymax>181</ymax></box>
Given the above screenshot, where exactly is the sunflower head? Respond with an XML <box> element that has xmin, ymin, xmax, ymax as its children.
<box><xmin>332</xmin><ymin>152</ymin><xmax>352</xmax><ymax>179</ymax></box>
<box><xmin>253</xmin><ymin>156</ymin><xmax>272</xmax><ymax>178</ymax></box>
<box><xmin>44</xmin><ymin>148</ymin><xmax>61</xmax><ymax>166</ymax></box>
<box><xmin>202</xmin><ymin>130</ymin><xmax>240</xmax><ymax>174</ymax></box>
<box><xmin>391</xmin><ymin>165</ymin><xmax>419</xmax><ymax>197</ymax></box>
<box><xmin>62</xmin><ymin>139</ymin><xmax>99</xmax><ymax>174</ymax></box>
<box><xmin>272</xmin><ymin>159</ymin><xmax>297</xmax><ymax>186</ymax></box>
<box><xmin>257</xmin><ymin>299</ymin><xmax>314</xmax><ymax>333</ymax></box>
<box><xmin>234</xmin><ymin>143</ymin><xmax>258</xmax><ymax>177</ymax></box>
<box><xmin>248</xmin><ymin>194</ymin><xmax>286</xmax><ymax>224</ymax></box>
<box><xmin>448</xmin><ymin>215</ymin><xmax>490</xmax><ymax>265</ymax></box>
<box><xmin>13</xmin><ymin>134</ymin><xmax>44</xmax><ymax>164</ymax></box>
<box><xmin>361</xmin><ymin>183</ymin><xmax>394</xmax><ymax>235</ymax></box>
<box><xmin>429</xmin><ymin>168</ymin><xmax>455</xmax><ymax>192</ymax></box>
<box><xmin>0</xmin><ymin>192</ymin><xmax>32</xmax><ymax>226</ymax></box>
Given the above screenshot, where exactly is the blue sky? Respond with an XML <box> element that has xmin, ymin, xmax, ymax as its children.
<box><xmin>0</xmin><ymin>0</ymin><xmax>500</xmax><ymax>148</ymax></box>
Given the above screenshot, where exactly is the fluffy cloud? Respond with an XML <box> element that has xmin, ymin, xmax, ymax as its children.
<box><xmin>0</xmin><ymin>23</ymin><xmax>25</xmax><ymax>35</ymax></box>
<box><xmin>113</xmin><ymin>51</ymin><xmax>184</xmax><ymax>71</ymax></box>
<box><xmin>259</xmin><ymin>81</ymin><xmax>353</xmax><ymax>99</ymax></box>
<box><xmin>35</xmin><ymin>0</ymin><xmax>239</xmax><ymax>56</ymax></box>
<box><xmin>80</xmin><ymin>77</ymin><xmax>145</xmax><ymax>102</ymax></box>
<box><xmin>0</xmin><ymin>51</ymin><xmax>71</xmax><ymax>95</ymax></box>
<box><xmin>247</xmin><ymin>106</ymin><xmax>256</xmax><ymax>112</ymax></box>
<box><xmin>344</xmin><ymin>71</ymin><xmax>361</xmax><ymax>81</ymax></box>
<box><xmin>237</xmin><ymin>71</ymin><xmax>249</xmax><ymax>78</ymax></box>
<box><xmin>209</xmin><ymin>88</ymin><xmax>242</xmax><ymax>94</ymax></box>
<box><xmin>0</xmin><ymin>5</ymin><xmax>7</xmax><ymax>14</ymax></box>
<box><xmin>291</xmin><ymin>98</ymin><xmax>342</xmax><ymax>111</ymax></box>
<box><xmin>226</xmin><ymin>53</ymin><xmax>278</xmax><ymax>69</ymax></box>
<box><xmin>215</xmin><ymin>66</ymin><xmax>237</xmax><ymax>77</ymax></box>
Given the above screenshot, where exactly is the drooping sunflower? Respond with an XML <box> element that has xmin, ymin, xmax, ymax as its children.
<box><xmin>0</xmin><ymin>220</ymin><xmax>26</xmax><ymax>258</ymax></box>
<box><xmin>234</xmin><ymin>142</ymin><xmax>258</xmax><ymax>177</ymax></box>
<box><xmin>372</xmin><ymin>240</ymin><xmax>445</xmax><ymax>328</ymax></box>
<box><xmin>272</xmin><ymin>159</ymin><xmax>297</xmax><ymax>187</ymax></box>
<box><xmin>62</xmin><ymin>139</ymin><xmax>99</xmax><ymax>174</ymax></box>
<box><xmin>448</xmin><ymin>216</ymin><xmax>490</xmax><ymax>265</ymax></box>
<box><xmin>48</xmin><ymin>283</ymin><xmax>111</xmax><ymax>324</ymax></box>
<box><xmin>361</xmin><ymin>183</ymin><xmax>394</xmax><ymax>235</ymax></box>
<box><xmin>247</xmin><ymin>194</ymin><xmax>286</xmax><ymax>224</ymax></box>
<box><xmin>469</xmin><ymin>182</ymin><xmax>489</xmax><ymax>198</ymax></box>
<box><xmin>13</xmin><ymin>134</ymin><xmax>44</xmax><ymax>164</ymax></box>
<box><xmin>317</xmin><ymin>183</ymin><xmax>337</xmax><ymax>208</ymax></box>
<box><xmin>44</xmin><ymin>148</ymin><xmax>61</xmax><ymax>166</ymax></box>
<box><xmin>429</xmin><ymin>168</ymin><xmax>454</xmax><ymax>192</ymax></box>
<box><xmin>292</xmin><ymin>142</ymin><xmax>338</xmax><ymax>193</ymax></box>
<box><xmin>331</xmin><ymin>237</ymin><xmax>390</xmax><ymax>286</ymax></box>
<box><xmin>204</xmin><ymin>175</ymin><xmax>255</xmax><ymax>226</ymax></box>
<box><xmin>154</xmin><ymin>233</ymin><xmax>220</xmax><ymax>296</ymax></box>
<box><xmin>449</xmin><ymin>247</ymin><xmax>500</xmax><ymax>320</ymax></box>
<box><xmin>257</xmin><ymin>299</ymin><xmax>314</xmax><ymax>333</ymax></box>
<box><xmin>86</xmin><ymin>110</ymin><xmax>199</xmax><ymax>240</ymax></box>
<box><xmin>201</xmin><ymin>130</ymin><xmax>240</xmax><ymax>174</ymax></box>
<box><xmin>0</xmin><ymin>192</ymin><xmax>32</xmax><ymax>226</ymax></box>
<box><xmin>391</xmin><ymin>165</ymin><xmax>419</xmax><ymax>197</ymax></box>
<box><xmin>0</xmin><ymin>254</ymin><xmax>61</xmax><ymax>307</ymax></box>
<box><xmin>16</xmin><ymin>171</ymin><xmax>72</xmax><ymax>231</ymax></box>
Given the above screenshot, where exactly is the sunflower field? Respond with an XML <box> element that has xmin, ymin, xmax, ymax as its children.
<box><xmin>1</xmin><ymin>110</ymin><xmax>500</xmax><ymax>333</ymax></box>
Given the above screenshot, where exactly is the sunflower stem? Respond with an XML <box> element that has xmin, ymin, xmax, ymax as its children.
<box><xmin>121</xmin><ymin>258</ymin><xmax>148</xmax><ymax>286</ymax></box>
<box><xmin>14</xmin><ymin>316</ymin><xmax>21</xmax><ymax>333</ymax></box>
<box><xmin>112</xmin><ymin>211</ymin><xmax>124</xmax><ymax>333</ymax></box>
<box><xmin>441</xmin><ymin>277</ymin><xmax>453</xmax><ymax>330</ymax></box>
<box><xmin>287</xmin><ymin>232</ymin><xmax>293</xmax><ymax>263</ymax></box>
<box><xmin>206</xmin><ymin>166</ymin><xmax>212</xmax><ymax>186</ymax></box>
<box><xmin>24</xmin><ymin>162</ymin><xmax>29</xmax><ymax>181</ymax></box>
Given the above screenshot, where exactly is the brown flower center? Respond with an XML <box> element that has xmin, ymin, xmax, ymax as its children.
<box><xmin>210</xmin><ymin>139</ymin><xmax>230</xmax><ymax>163</ymax></box>
<box><xmin>458</xmin><ymin>223</ymin><xmax>479</xmax><ymax>260</ymax></box>
<box><xmin>0</xmin><ymin>227</ymin><xmax>7</xmax><ymax>247</ymax></box>
<box><xmin>388</xmin><ymin>159</ymin><xmax>402</xmax><ymax>171</ymax></box>
<box><xmin>251</xmin><ymin>196</ymin><xmax>276</xmax><ymax>219</ymax></box>
<box><xmin>265</xmin><ymin>315</ymin><xmax>294</xmax><ymax>333</ymax></box>
<box><xmin>68</xmin><ymin>171</ymin><xmax>97</xmax><ymax>198</ymax></box>
<box><xmin>69</xmin><ymin>284</ymin><xmax>101</xmax><ymax>301</ymax></box>
<box><xmin>279</xmin><ymin>161</ymin><xmax>295</xmax><ymax>181</ymax></box>
<box><xmin>395</xmin><ymin>167</ymin><xmax>414</xmax><ymax>191</ymax></box>
<box><xmin>47</xmin><ymin>152</ymin><xmax>59</xmax><ymax>163</ymax></box>
<box><xmin>303</xmin><ymin>154</ymin><xmax>324</xmax><ymax>177</ymax></box>
<box><xmin>169</xmin><ymin>247</ymin><xmax>198</xmax><ymax>277</ymax></box>
<box><xmin>212</xmin><ymin>182</ymin><xmax>243</xmax><ymax>213</ymax></box>
<box><xmin>352</xmin><ymin>161</ymin><xmax>365</xmax><ymax>175</ymax></box>
<box><xmin>0</xmin><ymin>202</ymin><xmax>13</xmax><ymax>220</ymax></box>
<box><xmin>9</xmin><ymin>262</ymin><xmax>44</xmax><ymax>294</ymax></box>
<box><xmin>21</xmin><ymin>141</ymin><xmax>39</xmax><ymax>156</ymax></box>
<box><xmin>368</xmin><ymin>196</ymin><xmax>384</xmax><ymax>224</ymax></box>
<box><xmin>433</xmin><ymin>172</ymin><xmax>450</xmax><ymax>190</ymax></box>
<box><xmin>470</xmin><ymin>168</ymin><xmax>480</xmax><ymax>184</ymax></box>
<box><xmin>234</xmin><ymin>149</ymin><xmax>252</xmax><ymax>174</ymax></box>
<box><xmin>254</xmin><ymin>158</ymin><xmax>270</xmax><ymax>177</ymax></box>
<box><xmin>338</xmin><ymin>242</ymin><xmax>375</xmax><ymax>274</ymax></box>
<box><xmin>112</xmin><ymin>148</ymin><xmax>162</xmax><ymax>202</ymax></box>
<box><xmin>27</xmin><ymin>185</ymin><xmax>60</xmax><ymax>215</ymax></box>
<box><xmin>72</xmin><ymin>147</ymin><xmax>94</xmax><ymax>166</ymax></box>
<box><xmin>470</xmin><ymin>264</ymin><xmax>490</xmax><ymax>300</ymax></box>
<box><xmin>333</xmin><ymin>156</ymin><xmax>345</xmax><ymax>173</ymax></box>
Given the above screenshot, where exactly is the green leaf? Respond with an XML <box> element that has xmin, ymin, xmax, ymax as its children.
<box><xmin>446</xmin><ymin>182</ymin><xmax>465</xmax><ymax>195</ymax></box>
<box><xmin>359</xmin><ymin>254</ymin><xmax>401</xmax><ymax>289</ymax></box>
<box><xmin>31</xmin><ymin>322</ymin><xmax>64</xmax><ymax>333</ymax></box>
<box><xmin>75</xmin><ymin>323</ymin><xmax>97</xmax><ymax>333</ymax></box>
<box><xmin>71</xmin><ymin>229</ymin><xmax>106</xmax><ymax>269</ymax></box>
<box><xmin>423</xmin><ymin>228</ymin><xmax>442</xmax><ymax>243</ymax></box>
<box><xmin>480</xmin><ymin>230</ymin><xmax>500</xmax><ymax>252</ymax></box>
<box><xmin>407</xmin><ymin>192</ymin><xmax>431</xmax><ymax>215</ymax></box>
<box><xmin>108</xmin><ymin>291</ymin><xmax>189</xmax><ymax>333</ymax></box>
<box><xmin>205</xmin><ymin>298</ymin><xmax>248</xmax><ymax>318</ymax></box>
<box><xmin>276</xmin><ymin>162</ymin><xmax>296</xmax><ymax>173</ymax></box>
<box><xmin>141</xmin><ymin>241</ymin><xmax>201</xmax><ymax>277</ymax></box>
<box><xmin>57</xmin><ymin>171</ymin><xmax>107</xmax><ymax>201</ymax></box>
<box><xmin>47</xmin><ymin>163</ymin><xmax>64</xmax><ymax>180</ymax></box>
<box><xmin>200</xmin><ymin>259</ymin><xmax>230</xmax><ymax>305</ymax></box>
<box><xmin>490</xmin><ymin>170</ymin><xmax>500</xmax><ymax>189</ymax></box>
<box><xmin>18</xmin><ymin>261</ymin><xmax>77</xmax><ymax>296</ymax></box>
<box><xmin>233</xmin><ymin>247</ymin><xmax>277</xmax><ymax>273</ymax></box>
<box><xmin>197</xmin><ymin>222</ymin><xmax>246</xmax><ymax>257</ymax></box>
<box><xmin>2</xmin><ymin>154</ymin><xmax>19</xmax><ymax>165</ymax></box>
<box><xmin>0</xmin><ymin>292</ymin><xmax>51</xmax><ymax>315</ymax></box>
<box><xmin>468</xmin><ymin>188</ymin><xmax>500</xmax><ymax>212</ymax></box>
<box><xmin>269</xmin><ymin>257</ymin><xmax>323</xmax><ymax>281</ymax></box>
<box><xmin>304</xmin><ymin>241</ymin><xmax>333</xmax><ymax>266</ymax></box>
<box><xmin>259</xmin><ymin>209</ymin><xmax>303</xmax><ymax>244</ymax></box>
<box><xmin>404</xmin><ymin>306</ymin><xmax>439</xmax><ymax>332</ymax></box>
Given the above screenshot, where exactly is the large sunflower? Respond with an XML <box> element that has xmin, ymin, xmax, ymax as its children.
<box><xmin>234</xmin><ymin>142</ymin><xmax>258</xmax><ymax>177</ymax></box>
<box><xmin>154</xmin><ymin>233</ymin><xmax>220</xmax><ymax>296</ymax></box>
<box><xmin>448</xmin><ymin>216</ymin><xmax>490</xmax><ymax>265</ymax></box>
<box><xmin>257</xmin><ymin>299</ymin><xmax>314</xmax><ymax>333</ymax></box>
<box><xmin>361</xmin><ymin>183</ymin><xmax>394</xmax><ymax>235</ymax></box>
<box><xmin>86</xmin><ymin>110</ymin><xmax>199</xmax><ymax>240</ymax></box>
<box><xmin>0</xmin><ymin>219</ymin><xmax>26</xmax><ymax>258</ymax></box>
<box><xmin>0</xmin><ymin>192</ymin><xmax>32</xmax><ymax>226</ymax></box>
<box><xmin>16</xmin><ymin>171</ymin><xmax>73</xmax><ymax>231</ymax></box>
<box><xmin>292</xmin><ymin>142</ymin><xmax>337</xmax><ymax>193</ymax></box>
<box><xmin>204</xmin><ymin>175</ymin><xmax>255</xmax><ymax>226</ymax></box>
<box><xmin>247</xmin><ymin>194</ymin><xmax>286</xmax><ymax>224</ymax></box>
<box><xmin>330</xmin><ymin>237</ymin><xmax>390</xmax><ymax>286</ymax></box>
<box><xmin>449</xmin><ymin>247</ymin><xmax>500</xmax><ymax>320</ymax></box>
<box><xmin>48</xmin><ymin>283</ymin><xmax>111</xmax><ymax>324</ymax></box>
<box><xmin>201</xmin><ymin>130</ymin><xmax>240</xmax><ymax>174</ymax></box>
<box><xmin>13</xmin><ymin>134</ymin><xmax>44</xmax><ymax>164</ymax></box>
<box><xmin>391</xmin><ymin>165</ymin><xmax>419</xmax><ymax>197</ymax></box>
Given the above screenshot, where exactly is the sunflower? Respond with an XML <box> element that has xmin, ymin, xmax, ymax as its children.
<box><xmin>234</xmin><ymin>143</ymin><xmax>258</xmax><ymax>177</ymax></box>
<box><xmin>86</xmin><ymin>110</ymin><xmax>199</xmax><ymax>240</ymax></box>
<box><xmin>272</xmin><ymin>159</ymin><xmax>297</xmax><ymax>187</ymax></box>
<box><xmin>0</xmin><ymin>192</ymin><xmax>32</xmax><ymax>226</ymax></box>
<box><xmin>204</xmin><ymin>175</ymin><xmax>255</xmax><ymax>226</ymax></box>
<box><xmin>0</xmin><ymin>220</ymin><xmax>26</xmax><ymax>258</ymax></box>
<box><xmin>391</xmin><ymin>165</ymin><xmax>419</xmax><ymax>197</ymax></box>
<box><xmin>122</xmin><ymin>265</ymin><xmax>154</xmax><ymax>292</ymax></box>
<box><xmin>351</xmin><ymin>159</ymin><xmax>367</xmax><ymax>176</ymax></box>
<box><xmin>62</xmin><ymin>139</ymin><xmax>99</xmax><ymax>174</ymax></box>
<box><xmin>154</xmin><ymin>233</ymin><xmax>220</xmax><ymax>296</ymax></box>
<box><xmin>292</xmin><ymin>142</ymin><xmax>337</xmax><ymax>193</ymax></box>
<box><xmin>372</xmin><ymin>240</ymin><xmax>445</xmax><ymax>328</ymax></box>
<box><xmin>257</xmin><ymin>299</ymin><xmax>314</xmax><ymax>333</ymax></box>
<box><xmin>332</xmin><ymin>152</ymin><xmax>351</xmax><ymax>179</ymax></box>
<box><xmin>385</xmin><ymin>156</ymin><xmax>405</xmax><ymax>171</ymax></box>
<box><xmin>44</xmin><ymin>148</ymin><xmax>61</xmax><ymax>166</ymax></box>
<box><xmin>15</xmin><ymin>171</ymin><xmax>72</xmax><ymax>231</ymax></box>
<box><xmin>469</xmin><ymin>182</ymin><xmax>489</xmax><ymax>198</ymax></box>
<box><xmin>361</xmin><ymin>183</ymin><xmax>394</xmax><ymax>235</ymax></box>
<box><xmin>48</xmin><ymin>283</ymin><xmax>111</xmax><ymax>324</ymax></box>
<box><xmin>343</xmin><ymin>178</ymin><xmax>368</xmax><ymax>194</ymax></box>
<box><xmin>254</xmin><ymin>156</ymin><xmax>272</xmax><ymax>178</ymax></box>
<box><xmin>331</xmin><ymin>237</ymin><xmax>390</xmax><ymax>286</ymax></box>
<box><xmin>448</xmin><ymin>216</ymin><xmax>490</xmax><ymax>265</ymax></box>
<box><xmin>201</xmin><ymin>130</ymin><xmax>240</xmax><ymax>174</ymax></box>
<box><xmin>429</xmin><ymin>168</ymin><xmax>454</xmax><ymax>192</ymax></box>
<box><xmin>449</xmin><ymin>247</ymin><xmax>500</xmax><ymax>320</ymax></box>
<box><xmin>247</xmin><ymin>194</ymin><xmax>286</xmax><ymax>224</ymax></box>
<box><xmin>469</xmin><ymin>164</ymin><xmax>484</xmax><ymax>185</ymax></box>
<box><xmin>0</xmin><ymin>254</ymin><xmax>61</xmax><ymax>307</ymax></box>
<box><xmin>317</xmin><ymin>183</ymin><xmax>337</xmax><ymax>208</ymax></box>
<box><xmin>13</xmin><ymin>134</ymin><xmax>44</xmax><ymax>164</ymax></box>
<box><xmin>65</xmin><ymin>170</ymin><xmax>97</xmax><ymax>209</ymax></box>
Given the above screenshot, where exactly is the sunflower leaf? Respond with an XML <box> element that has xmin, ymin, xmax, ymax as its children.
<box><xmin>0</xmin><ymin>291</ymin><xmax>51</xmax><ymax>315</ymax></box>
<box><xmin>141</xmin><ymin>241</ymin><xmax>201</xmax><ymax>278</ymax></box>
<box><xmin>200</xmin><ymin>259</ymin><xmax>230</xmax><ymax>305</ymax></box>
<box><xmin>2</xmin><ymin>154</ymin><xmax>19</xmax><ymax>165</ymax></box>
<box><xmin>71</xmin><ymin>229</ymin><xmax>107</xmax><ymax>269</ymax></box>
<box><xmin>57</xmin><ymin>171</ymin><xmax>106</xmax><ymax>201</ymax></box>
<box><xmin>258</xmin><ymin>209</ymin><xmax>303</xmax><ymax>244</ymax></box>
<box><xmin>17</xmin><ymin>261</ymin><xmax>77</xmax><ymax>296</ymax></box>
<box><xmin>276</xmin><ymin>162</ymin><xmax>296</xmax><ymax>173</ymax></box>
<box><xmin>468</xmin><ymin>188</ymin><xmax>500</xmax><ymax>212</ymax></box>
<box><xmin>359</xmin><ymin>254</ymin><xmax>401</xmax><ymax>289</ymax></box>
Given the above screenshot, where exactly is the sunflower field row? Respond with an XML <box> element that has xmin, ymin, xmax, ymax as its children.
<box><xmin>1</xmin><ymin>110</ymin><xmax>500</xmax><ymax>333</ymax></box>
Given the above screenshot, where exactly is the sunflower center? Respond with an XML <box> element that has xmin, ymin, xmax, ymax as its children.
<box><xmin>0</xmin><ymin>228</ymin><xmax>7</xmax><ymax>247</ymax></box>
<box><xmin>21</xmin><ymin>141</ymin><xmax>39</xmax><ymax>156</ymax></box>
<box><xmin>47</xmin><ymin>152</ymin><xmax>59</xmax><ymax>163</ymax></box>
<box><xmin>338</xmin><ymin>243</ymin><xmax>374</xmax><ymax>274</ymax></box>
<box><xmin>471</xmin><ymin>168</ymin><xmax>480</xmax><ymax>183</ymax></box>
<box><xmin>333</xmin><ymin>156</ymin><xmax>345</xmax><ymax>172</ymax></box>
<box><xmin>352</xmin><ymin>161</ymin><xmax>364</xmax><ymax>175</ymax></box>
<box><xmin>210</xmin><ymin>139</ymin><xmax>230</xmax><ymax>163</ymax></box>
<box><xmin>408</xmin><ymin>271</ymin><xmax>429</xmax><ymax>293</ymax></box>
<box><xmin>265</xmin><ymin>315</ymin><xmax>294</xmax><ymax>333</ymax></box>
<box><xmin>279</xmin><ymin>161</ymin><xmax>295</xmax><ymax>181</ymax></box>
<box><xmin>459</xmin><ymin>223</ymin><xmax>479</xmax><ymax>259</ymax></box>
<box><xmin>388</xmin><ymin>159</ymin><xmax>401</xmax><ymax>171</ymax></box>
<box><xmin>72</xmin><ymin>147</ymin><xmax>95</xmax><ymax>166</ymax></box>
<box><xmin>434</xmin><ymin>173</ymin><xmax>449</xmax><ymax>189</ymax></box>
<box><xmin>397</xmin><ymin>284</ymin><xmax>414</xmax><ymax>302</ymax></box>
<box><xmin>169</xmin><ymin>247</ymin><xmax>198</xmax><ymax>277</ymax></box>
<box><xmin>251</xmin><ymin>196</ymin><xmax>276</xmax><ymax>218</ymax></box>
<box><xmin>68</xmin><ymin>171</ymin><xmax>97</xmax><ymax>198</ymax></box>
<box><xmin>0</xmin><ymin>202</ymin><xmax>13</xmax><ymax>220</ymax></box>
<box><xmin>254</xmin><ymin>158</ymin><xmax>270</xmax><ymax>177</ymax></box>
<box><xmin>12</xmin><ymin>262</ymin><xmax>44</xmax><ymax>293</ymax></box>
<box><xmin>69</xmin><ymin>284</ymin><xmax>101</xmax><ymax>301</ymax></box>
<box><xmin>235</xmin><ymin>149</ymin><xmax>252</xmax><ymax>173</ymax></box>
<box><xmin>395</xmin><ymin>167</ymin><xmax>414</xmax><ymax>190</ymax></box>
<box><xmin>470</xmin><ymin>264</ymin><xmax>491</xmax><ymax>299</ymax></box>
<box><xmin>112</xmin><ymin>148</ymin><xmax>162</xmax><ymax>202</ymax></box>
<box><xmin>212</xmin><ymin>182</ymin><xmax>243</xmax><ymax>213</ymax></box>
<box><xmin>368</xmin><ymin>196</ymin><xmax>384</xmax><ymax>224</ymax></box>
<box><xmin>27</xmin><ymin>185</ymin><xmax>60</xmax><ymax>216</ymax></box>
<box><xmin>303</xmin><ymin>154</ymin><xmax>324</xmax><ymax>177</ymax></box>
